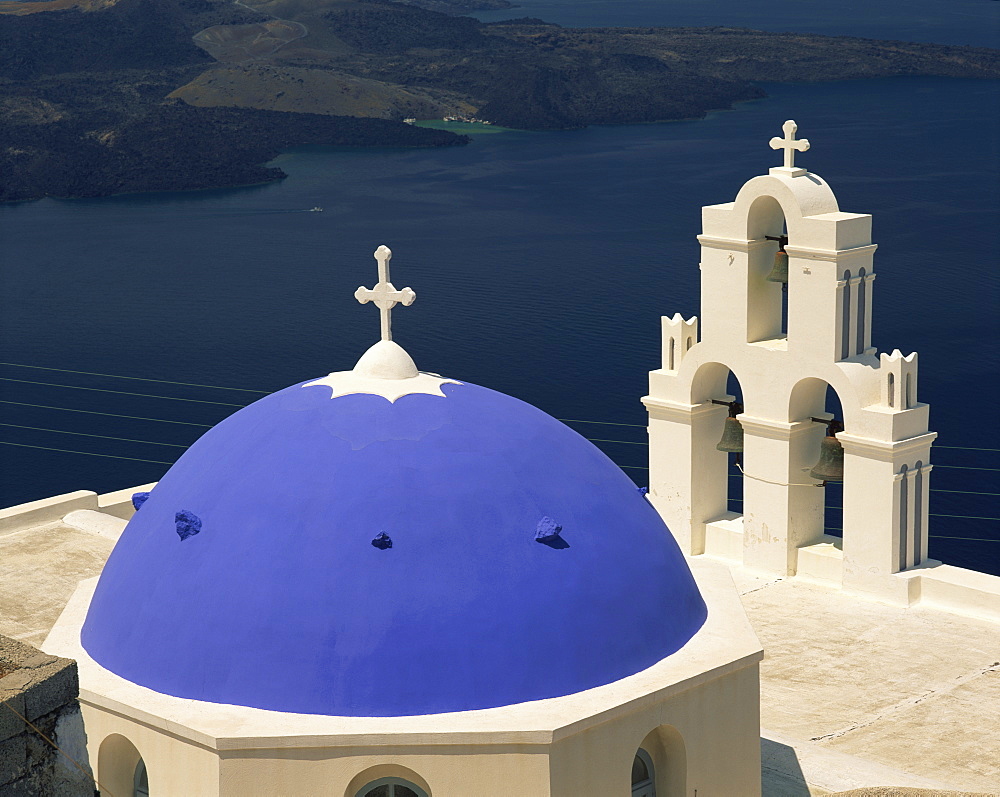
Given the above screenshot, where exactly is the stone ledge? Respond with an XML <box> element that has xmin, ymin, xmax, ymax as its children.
<box><xmin>796</xmin><ymin>536</ymin><xmax>844</xmax><ymax>587</ymax></box>
<box><xmin>903</xmin><ymin>564</ymin><xmax>1000</xmax><ymax>623</ymax></box>
<box><xmin>0</xmin><ymin>636</ymin><xmax>78</xmax><ymax>731</ymax></box>
<box><xmin>0</xmin><ymin>634</ymin><xmax>91</xmax><ymax>795</ymax></box>
<box><xmin>1</xmin><ymin>482</ymin><xmax>156</xmax><ymax>536</ymax></box>
<box><xmin>0</xmin><ymin>492</ymin><xmax>98</xmax><ymax>536</ymax></box>
<box><xmin>62</xmin><ymin>510</ymin><xmax>128</xmax><ymax>541</ymax></box>
<box><xmin>705</xmin><ymin>512</ymin><xmax>744</xmax><ymax>562</ymax></box>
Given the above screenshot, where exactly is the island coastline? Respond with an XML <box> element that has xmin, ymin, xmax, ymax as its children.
<box><xmin>1</xmin><ymin>0</ymin><xmax>998</xmax><ymax>202</ymax></box>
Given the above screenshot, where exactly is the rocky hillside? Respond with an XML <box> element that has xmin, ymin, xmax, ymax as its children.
<box><xmin>1</xmin><ymin>0</ymin><xmax>998</xmax><ymax>201</ymax></box>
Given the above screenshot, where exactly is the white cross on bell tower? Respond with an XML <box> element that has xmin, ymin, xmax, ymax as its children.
<box><xmin>355</xmin><ymin>245</ymin><xmax>416</xmax><ymax>342</ymax></box>
<box><xmin>769</xmin><ymin>119</ymin><xmax>810</xmax><ymax>177</ymax></box>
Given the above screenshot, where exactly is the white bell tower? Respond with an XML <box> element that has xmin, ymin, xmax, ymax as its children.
<box><xmin>644</xmin><ymin>121</ymin><xmax>936</xmax><ymax>601</ymax></box>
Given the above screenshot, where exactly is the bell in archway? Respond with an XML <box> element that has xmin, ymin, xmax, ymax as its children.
<box><xmin>766</xmin><ymin>249</ymin><xmax>789</xmax><ymax>283</ymax></box>
<box><xmin>715</xmin><ymin>399</ymin><xmax>745</xmax><ymax>454</ymax></box>
<box><xmin>809</xmin><ymin>433</ymin><xmax>844</xmax><ymax>483</ymax></box>
<box><xmin>716</xmin><ymin>416</ymin><xmax>744</xmax><ymax>453</ymax></box>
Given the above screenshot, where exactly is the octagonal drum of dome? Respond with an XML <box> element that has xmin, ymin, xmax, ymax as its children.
<box><xmin>81</xmin><ymin>378</ymin><xmax>707</xmax><ymax>717</ymax></box>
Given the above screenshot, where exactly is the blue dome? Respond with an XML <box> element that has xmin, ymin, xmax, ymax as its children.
<box><xmin>82</xmin><ymin>379</ymin><xmax>706</xmax><ymax>717</ymax></box>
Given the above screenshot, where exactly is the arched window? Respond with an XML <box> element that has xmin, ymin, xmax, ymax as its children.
<box><xmin>668</xmin><ymin>337</ymin><xmax>675</xmax><ymax>371</ymax></box>
<box><xmin>631</xmin><ymin>748</ymin><xmax>656</xmax><ymax>797</ymax></box>
<box><xmin>133</xmin><ymin>758</ymin><xmax>149</xmax><ymax>797</ymax></box>
<box><xmin>356</xmin><ymin>778</ymin><xmax>428</xmax><ymax>797</ymax></box>
<box><xmin>98</xmin><ymin>733</ymin><xmax>145</xmax><ymax>797</ymax></box>
<box><xmin>887</xmin><ymin>372</ymin><xmax>895</xmax><ymax>408</ymax></box>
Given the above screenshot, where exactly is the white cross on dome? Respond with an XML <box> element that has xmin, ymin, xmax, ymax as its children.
<box><xmin>354</xmin><ymin>245</ymin><xmax>416</xmax><ymax>342</ymax></box>
<box><xmin>304</xmin><ymin>244</ymin><xmax>459</xmax><ymax>400</ymax></box>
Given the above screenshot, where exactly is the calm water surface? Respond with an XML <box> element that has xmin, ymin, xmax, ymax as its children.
<box><xmin>1</xmin><ymin>0</ymin><xmax>998</xmax><ymax>572</ymax></box>
<box><xmin>476</xmin><ymin>0</ymin><xmax>1000</xmax><ymax>48</ymax></box>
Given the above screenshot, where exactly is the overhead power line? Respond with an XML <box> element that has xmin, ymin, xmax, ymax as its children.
<box><xmin>0</xmin><ymin>361</ymin><xmax>270</xmax><ymax>394</ymax></box>
<box><xmin>558</xmin><ymin>418</ymin><xmax>646</xmax><ymax>428</ymax></box>
<box><xmin>0</xmin><ymin>422</ymin><xmax>188</xmax><ymax>448</ymax></box>
<box><xmin>0</xmin><ymin>441</ymin><xmax>174</xmax><ymax>466</ymax></box>
<box><xmin>0</xmin><ymin>400</ymin><xmax>215</xmax><ymax>427</ymax></box>
<box><xmin>934</xmin><ymin>465</ymin><xmax>1000</xmax><ymax>472</ymax></box>
<box><xmin>0</xmin><ymin>377</ymin><xmax>246</xmax><ymax>408</ymax></box>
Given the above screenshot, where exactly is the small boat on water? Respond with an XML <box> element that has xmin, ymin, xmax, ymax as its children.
<box><xmin>308</xmin><ymin>207</ymin><xmax>323</xmax><ymax>212</ymax></box>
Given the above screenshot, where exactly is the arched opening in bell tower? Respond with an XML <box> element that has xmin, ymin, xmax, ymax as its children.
<box><xmin>789</xmin><ymin>378</ymin><xmax>847</xmax><ymax>544</ymax></box>
<box><xmin>724</xmin><ymin>371</ymin><xmax>747</xmax><ymax>519</ymax></box>
<box><xmin>745</xmin><ymin>195</ymin><xmax>791</xmax><ymax>344</ymax></box>
<box><xmin>690</xmin><ymin>362</ymin><xmax>746</xmax><ymax>528</ymax></box>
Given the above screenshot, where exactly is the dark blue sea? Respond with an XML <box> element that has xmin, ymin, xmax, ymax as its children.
<box><xmin>1</xmin><ymin>0</ymin><xmax>998</xmax><ymax>573</ymax></box>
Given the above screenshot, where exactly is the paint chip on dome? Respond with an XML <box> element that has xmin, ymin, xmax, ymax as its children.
<box><xmin>175</xmin><ymin>510</ymin><xmax>202</xmax><ymax>541</ymax></box>
<box><xmin>535</xmin><ymin>516</ymin><xmax>562</xmax><ymax>541</ymax></box>
<box><xmin>535</xmin><ymin>516</ymin><xmax>568</xmax><ymax>548</ymax></box>
<box><xmin>132</xmin><ymin>491</ymin><xmax>150</xmax><ymax>510</ymax></box>
<box><xmin>372</xmin><ymin>531</ymin><xmax>393</xmax><ymax>550</ymax></box>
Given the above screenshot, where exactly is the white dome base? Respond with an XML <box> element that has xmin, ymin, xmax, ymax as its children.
<box><xmin>304</xmin><ymin>341</ymin><xmax>461</xmax><ymax>403</ymax></box>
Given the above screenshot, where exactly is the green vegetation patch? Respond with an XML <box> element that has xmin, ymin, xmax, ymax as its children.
<box><xmin>414</xmin><ymin>120</ymin><xmax>516</xmax><ymax>134</ymax></box>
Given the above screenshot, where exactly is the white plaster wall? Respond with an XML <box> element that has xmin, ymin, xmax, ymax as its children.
<box><xmin>549</xmin><ymin>663</ymin><xmax>761</xmax><ymax>797</ymax></box>
<box><xmin>82</xmin><ymin>665</ymin><xmax>760</xmax><ymax>797</ymax></box>
<box><xmin>840</xmin><ymin>434</ymin><xmax>935</xmax><ymax>600</ymax></box>
<box><xmin>85</xmin><ymin>707</ymin><xmax>221</xmax><ymax>797</ymax></box>
<box><xmin>219</xmin><ymin>744</ymin><xmax>550</xmax><ymax>797</ymax></box>
<box><xmin>0</xmin><ymin>490</ymin><xmax>98</xmax><ymax>535</ymax></box>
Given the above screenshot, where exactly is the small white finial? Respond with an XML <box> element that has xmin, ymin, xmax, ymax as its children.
<box><xmin>354</xmin><ymin>245</ymin><xmax>416</xmax><ymax>342</ymax></box>
<box><xmin>769</xmin><ymin>120</ymin><xmax>810</xmax><ymax>176</ymax></box>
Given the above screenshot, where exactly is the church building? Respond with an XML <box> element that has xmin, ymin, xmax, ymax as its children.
<box><xmin>43</xmin><ymin>248</ymin><xmax>764</xmax><ymax>795</ymax></box>
<box><xmin>3</xmin><ymin>121</ymin><xmax>997</xmax><ymax>797</ymax></box>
